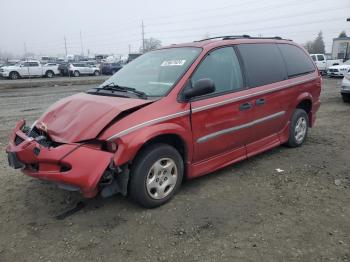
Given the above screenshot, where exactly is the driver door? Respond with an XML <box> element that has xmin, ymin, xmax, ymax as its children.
<box><xmin>189</xmin><ymin>47</ymin><xmax>253</xmax><ymax>168</ymax></box>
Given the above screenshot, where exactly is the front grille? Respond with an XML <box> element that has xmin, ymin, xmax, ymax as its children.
<box><xmin>26</xmin><ymin>127</ymin><xmax>52</xmax><ymax>148</ymax></box>
<box><xmin>14</xmin><ymin>135</ymin><xmax>24</xmax><ymax>146</ymax></box>
<box><xmin>329</xmin><ymin>69</ymin><xmax>339</xmax><ymax>72</ymax></box>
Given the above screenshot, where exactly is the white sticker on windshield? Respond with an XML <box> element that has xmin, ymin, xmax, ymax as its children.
<box><xmin>160</xmin><ymin>60</ymin><xmax>186</xmax><ymax>66</ymax></box>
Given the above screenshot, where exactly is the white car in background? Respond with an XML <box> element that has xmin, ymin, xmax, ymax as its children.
<box><xmin>68</xmin><ymin>62</ymin><xmax>100</xmax><ymax>77</ymax></box>
<box><xmin>0</xmin><ymin>60</ymin><xmax>59</xmax><ymax>80</ymax></box>
<box><xmin>327</xmin><ymin>60</ymin><xmax>350</xmax><ymax>77</ymax></box>
<box><xmin>310</xmin><ymin>54</ymin><xmax>342</xmax><ymax>74</ymax></box>
<box><xmin>341</xmin><ymin>70</ymin><xmax>350</xmax><ymax>102</ymax></box>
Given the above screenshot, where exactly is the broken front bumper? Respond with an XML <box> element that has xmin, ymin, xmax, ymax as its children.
<box><xmin>6</xmin><ymin>120</ymin><xmax>113</xmax><ymax>197</ymax></box>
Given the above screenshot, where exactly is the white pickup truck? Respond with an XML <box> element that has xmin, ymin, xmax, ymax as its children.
<box><xmin>310</xmin><ymin>54</ymin><xmax>342</xmax><ymax>74</ymax></box>
<box><xmin>0</xmin><ymin>60</ymin><xmax>59</xmax><ymax>80</ymax></box>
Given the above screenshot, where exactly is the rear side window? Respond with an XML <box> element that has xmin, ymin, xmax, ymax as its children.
<box><xmin>191</xmin><ymin>47</ymin><xmax>243</xmax><ymax>94</ymax></box>
<box><xmin>278</xmin><ymin>44</ymin><xmax>315</xmax><ymax>77</ymax></box>
<box><xmin>311</xmin><ymin>55</ymin><xmax>316</xmax><ymax>61</ymax></box>
<box><xmin>237</xmin><ymin>44</ymin><xmax>287</xmax><ymax>88</ymax></box>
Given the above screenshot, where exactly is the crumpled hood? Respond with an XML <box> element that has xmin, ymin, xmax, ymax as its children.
<box><xmin>36</xmin><ymin>93</ymin><xmax>152</xmax><ymax>143</ymax></box>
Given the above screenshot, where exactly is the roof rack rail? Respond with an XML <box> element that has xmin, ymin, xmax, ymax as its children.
<box><xmin>195</xmin><ymin>35</ymin><xmax>291</xmax><ymax>42</ymax></box>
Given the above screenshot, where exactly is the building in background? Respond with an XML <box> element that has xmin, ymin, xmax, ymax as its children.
<box><xmin>332</xmin><ymin>37</ymin><xmax>350</xmax><ymax>61</ymax></box>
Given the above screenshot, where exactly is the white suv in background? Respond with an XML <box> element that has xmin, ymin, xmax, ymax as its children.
<box><xmin>68</xmin><ymin>62</ymin><xmax>100</xmax><ymax>77</ymax></box>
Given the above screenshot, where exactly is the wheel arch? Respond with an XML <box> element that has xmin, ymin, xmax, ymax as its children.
<box><xmin>295</xmin><ymin>93</ymin><xmax>313</xmax><ymax>126</ymax></box>
<box><xmin>112</xmin><ymin>123</ymin><xmax>192</xmax><ymax>176</ymax></box>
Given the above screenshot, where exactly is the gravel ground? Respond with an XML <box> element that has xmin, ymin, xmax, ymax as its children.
<box><xmin>0</xmin><ymin>78</ymin><xmax>349</xmax><ymax>262</ymax></box>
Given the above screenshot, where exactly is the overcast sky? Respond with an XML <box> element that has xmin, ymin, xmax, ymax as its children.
<box><xmin>0</xmin><ymin>0</ymin><xmax>349</xmax><ymax>57</ymax></box>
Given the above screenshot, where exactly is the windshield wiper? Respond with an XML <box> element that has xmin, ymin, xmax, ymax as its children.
<box><xmin>99</xmin><ymin>82</ymin><xmax>147</xmax><ymax>99</ymax></box>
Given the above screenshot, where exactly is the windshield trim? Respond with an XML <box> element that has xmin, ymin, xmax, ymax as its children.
<box><xmin>98</xmin><ymin>47</ymin><xmax>203</xmax><ymax>98</ymax></box>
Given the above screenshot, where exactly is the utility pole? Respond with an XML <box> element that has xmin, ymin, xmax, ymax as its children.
<box><xmin>80</xmin><ymin>30</ymin><xmax>84</xmax><ymax>57</ymax></box>
<box><xmin>64</xmin><ymin>36</ymin><xmax>68</xmax><ymax>58</ymax></box>
<box><xmin>141</xmin><ymin>20</ymin><xmax>145</xmax><ymax>53</ymax></box>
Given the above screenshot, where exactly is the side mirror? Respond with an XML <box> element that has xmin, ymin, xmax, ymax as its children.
<box><xmin>183</xmin><ymin>78</ymin><xmax>215</xmax><ymax>100</ymax></box>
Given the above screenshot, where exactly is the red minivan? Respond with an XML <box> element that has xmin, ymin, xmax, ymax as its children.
<box><xmin>6</xmin><ymin>36</ymin><xmax>321</xmax><ymax>208</ymax></box>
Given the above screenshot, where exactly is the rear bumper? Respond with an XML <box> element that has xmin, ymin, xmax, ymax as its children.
<box><xmin>6</xmin><ymin>120</ymin><xmax>113</xmax><ymax>197</ymax></box>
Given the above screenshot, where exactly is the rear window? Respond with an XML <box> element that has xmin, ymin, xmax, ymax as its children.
<box><xmin>237</xmin><ymin>43</ymin><xmax>287</xmax><ymax>88</ymax></box>
<box><xmin>277</xmin><ymin>44</ymin><xmax>315</xmax><ymax>77</ymax></box>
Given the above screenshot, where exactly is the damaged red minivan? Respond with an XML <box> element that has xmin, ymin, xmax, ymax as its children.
<box><xmin>6</xmin><ymin>36</ymin><xmax>321</xmax><ymax>208</ymax></box>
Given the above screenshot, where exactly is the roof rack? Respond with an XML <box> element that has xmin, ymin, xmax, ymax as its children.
<box><xmin>195</xmin><ymin>35</ymin><xmax>291</xmax><ymax>42</ymax></box>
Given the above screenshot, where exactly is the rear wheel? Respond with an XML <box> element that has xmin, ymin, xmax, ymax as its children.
<box><xmin>9</xmin><ymin>71</ymin><xmax>19</xmax><ymax>80</ymax></box>
<box><xmin>287</xmin><ymin>109</ymin><xmax>309</xmax><ymax>147</ymax></box>
<box><xmin>94</xmin><ymin>70</ymin><xmax>100</xmax><ymax>76</ymax></box>
<box><xmin>45</xmin><ymin>70</ymin><xmax>54</xmax><ymax>78</ymax></box>
<box><xmin>342</xmin><ymin>95</ymin><xmax>350</xmax><ymax>103</ymax></box>
<box><xmin>129</xmin><ymin>143</ymin><xmax>184</xmax><ymax>208</ymax></box>
<box><xmin>74</xmin><ymin>70</ymin><xmax>80</xmax><ymax>77</ymax></box>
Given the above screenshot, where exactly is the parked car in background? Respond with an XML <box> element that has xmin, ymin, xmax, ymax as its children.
<box><xmin>69</xmin><ymin>62</ymin><xmax>100</xmax><ymax>77</ymax></box>
<box><xmin>127</xmin><ymin>53</ymin><xmax>142</xmax><ymax>63</ymax></box>
<box><xmin>101</xmin><ymin>62</ymin><xmax>123</xmax><ymax>75</ymax></box>
<box><xmin>310</xmin><ymin>53</ymin><xmax>342</xmax><ymax>74</ymax></box>
<box><xmin>341</xmin><ymin>70</ymin><xmax>350</xmax><ymax>102</ymax></box>
<box><xmin>327</xmin><ymin>60</ymin><xmax>350</xmax><ymax>77</ymax></box>
<box><xmin>0</xmin><ymin>60</ymin><xmax>59</xmax><ymax>79</ymax></box>
<box><xmin>6</xmin><ymin>36</ymin><xmax>321</xmax><ymax>208</ymax></box>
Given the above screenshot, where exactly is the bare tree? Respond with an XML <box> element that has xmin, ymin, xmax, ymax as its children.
<box><xmin>140</xmin><ymin>37</ymin><xmax>162</xmax><ymax>53</ymax></box>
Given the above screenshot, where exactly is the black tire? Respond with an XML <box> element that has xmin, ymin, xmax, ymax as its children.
<box><xmin>111</xmin><ymin>70</ymin><xmax>117</xmax><ymax>75</ymax></box>
<box><xmin>45</xmin><ymin>70</ymin><xmax>54</xmax><ymax>78</ymax></box>
<box><xmin>9</xmin><ymin>71</ymin><xmax>19</xmax><ymax>80</ymax></box>
<box><xmin>287</xmin><ymin>109</ymin><xmax>309</xmax><ymax>147</ymax></box>
<box><xmin>129</xmin><ymin>143</ymin><xmax>184</xmax><ymax>208</ymax></box>
<box><xmin>74</xmin><ymin>70</ymin><xmax>80</xmax><ymax>77</ymax></box>
<box><xmin>342</xmin><ymin>95</ymin><xmax>350</xmax><ymax>103</ymax></box>
<box><xmin>94</xmin><ymin>70</ymin><xmax>100</xmax><ymax>76</ymax></box>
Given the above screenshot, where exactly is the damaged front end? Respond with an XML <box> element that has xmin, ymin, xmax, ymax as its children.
<box><xmin>6</xmin><ymin>119</ymin><xmax>124</xmax><ymax>198</ymax></box>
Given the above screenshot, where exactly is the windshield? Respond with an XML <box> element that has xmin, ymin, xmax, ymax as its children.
<box><xmin>99</xmin><ymin>47</ymin><xmax>202</xmax><ymax>97</ymax></box>
<box><xmin>344</xmin><ymin>60</ymin><xmax>350</xmax><ymax>65</ymax></box>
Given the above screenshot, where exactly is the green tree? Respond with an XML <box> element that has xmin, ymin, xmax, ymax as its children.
<box><xmin>313</xmin><ymin>31</ymin><xmax>325</xmax><ymax>54</ymax></box>
<box><xmin>338</xmin><ymin>31</ymin><xmax>347</xmax><ymax>38</ymax></box>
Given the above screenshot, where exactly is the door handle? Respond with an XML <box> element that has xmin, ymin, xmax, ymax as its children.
<box><xmin>239</xmin><ymin>102</ymin><xmax>252</xmax><ymax>111</ymax></box>
<box><xmin>255</xmin><ymin>98</ymin><xmax>265</xmax><ymax>106</ymax></box>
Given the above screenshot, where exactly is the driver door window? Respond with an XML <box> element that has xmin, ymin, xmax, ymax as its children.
<box><xmin>191</xmin><ymin>47</ymin><xmax>243</xmax><ymax>96</ymax></box>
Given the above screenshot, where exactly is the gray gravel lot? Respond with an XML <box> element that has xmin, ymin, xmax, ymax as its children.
<box><xmin>0</xmin><ymin>78</ymin><xmax>349</xmax><ymax>262</ymax></box>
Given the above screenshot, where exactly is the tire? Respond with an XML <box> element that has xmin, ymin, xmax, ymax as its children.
<box><xmin>111</xmin><ymin>70</ymin><xmax>117</xmax><ymax>75</ymax></box>
<box><xmin>9</xmin><ymin>71</ymin><xmax>19</xmax><ymax>80</ymax></box>
<box><xmin>129</xmin><ymin>143</ymin><xmax>184</xmax><ymax>208</ymax></box>
<box><xmin>287</xmin><ymin>109</ymin><xmax>309</xmax><ymax>147</ymax></box>
<box><xmin>45</xmin><ymin>70</ymin><xmax>54</xmax><ymax>78</ymax></box>
<box><xmin>342</xmin><ymin>95</ymin><xmax>350</xmax><ymax>103</ymax></box>
<box><xmin>74</xmin><ymin>71</ymin><xmax>80</xmax><ymax>77</ymax></box>
<box><xmin>94</xmin><ymin>70</ymin><xmax>100</xmax><ymax>76</ymax></box>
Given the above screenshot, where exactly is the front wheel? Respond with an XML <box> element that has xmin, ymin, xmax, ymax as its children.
<box><xmin>287</xmin><ymin>109</ymin><xmax>309</xmax><ymax>147</ymax></box>
<box><xmin>129</xmin><ymin>143</ymin><xmax>184</xmax><ymax>208</ymax></box>
<box><xmin>93</xmin><ymin>70</ymin><xmax>100</xmax><ymax>76</ymax></box>
<box><xmin>74</xmin><ymin>70</ymin><xmax>80</xmax><ymax>77</ymax></box>
<box><xmin>9</xmin><ymin>72</ymin><xmax>19</xmax><ymax>80</ymax></box>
